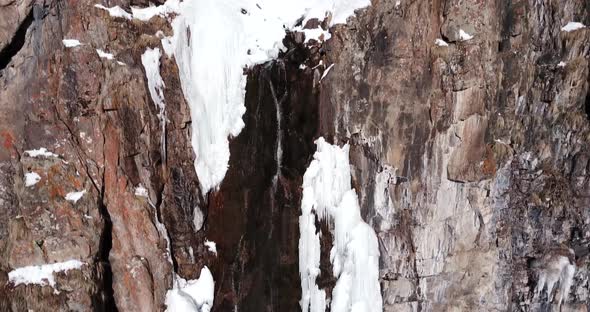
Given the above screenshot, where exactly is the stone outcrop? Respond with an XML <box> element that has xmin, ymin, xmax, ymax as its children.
<box><xmin>0</xmin><ymin>0</ymin><xmax>588</xmax><ymax>311</ymax></box>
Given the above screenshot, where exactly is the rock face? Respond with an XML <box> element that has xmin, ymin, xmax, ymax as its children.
<box><xmin>0</xmin><ymin>1</ymin><xmax>589</xmax><ymax>312</ymax></box>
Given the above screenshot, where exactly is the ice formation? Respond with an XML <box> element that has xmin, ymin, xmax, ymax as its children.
<box><xmin>141</xmin><ymin>48</ymin><xmax>166</xmax><ymax>115</ymax></box>
<box><xmin>320</xmin><ymin>64</ymin><xmax>335</xmax><ymax>82</ymax></box>
<box><xmin>141</xmin><ymin>47</ymin><xmax>168</xmax><ymax>160</ymax></box>
<box><xmin>99</xmin><ymin>1</ymin><xmax>372</xmax><ymax>310</ymax></box>
<box><xmin>534</xmin><ymin>254</ymin><xmax>576</xmax><ymax>306</ymax></box>
<box><xmin>299</xmin><ymin>138</ymin><xmax>382</xmax><ymax>312</ymax></box>
<box><xmin>8</xmin><ymin>260</ymin><xmax>84</xmax><ymax>288</ymax></box>
<box><xmin>128</xmin><ymin>0</ymin><xmax>370</xmax><ymax>194</ymax></box>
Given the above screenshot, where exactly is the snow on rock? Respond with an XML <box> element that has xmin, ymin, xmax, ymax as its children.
<box><xmin>96</xmin><ymin>49</ymin><xmax>114</xmax><ymax>60</ymax></box>
<box><xmin>141</xmin><ymin>48</ymin><xmax>166</xmax><ymax>114</ymax></box>
<box><xmin>8</xmin><ymin>260</ymin><xmax>85</xmax><ymax>288</ymax></box>
<box><xmin>62</xmin><ymin>39</ymin><xmax>81</xmax><ymax>48</ymax></box>
<box><xmin>127</xmin><ymin>0</ymin><xmax>369</xmax><ymax>194</ymax></box>
<box><xmin>435</xmin><ymin>38</ymin><xmax>449</xmax><ymax>47</ymax></box>
<box><xmin>65</xmin><ymin>190</ymin><xmax>86</xmax><ymax>203</ymax></box>
<box><xmin>294</xmin><ymin>26</ymin><xmax>332</xmax><ymax>44</ymax></box>
<box><xmin>193</xmin><ymin>206</ymin><xmax>204</xmax><ymax>231</ymax></box>
<box><xmin>24</xmin><ymin>147</ymin><xmax>58</xmax><ymax>158</ymax></box>
<box><xmin>204</xmin><ymin>240</ymin><xmax>217</xmax><ymax>255</ymax></box>
<box><xmin>165</xmin><ymin>267</ymin><xmax>215</xmax><ymax>312</ymax></box>
<box><xmin>320</xmin><ymin>64</ymin><xmax>335</xmax><ymax>82</ymax></box>
<box><xmin>373</xmin><ymin>165</ymin><xmax>395</xmax><ymax>231</ymax></box>
<box><xmin>24</xmin><ymin>172</ymin><xmax>41</xmax><ymax>187</ymax></box>
<box><xmin>458</xmin><ymin>29</ymin><xmax>474</xmax><ymax>41</ymax></box>
<box><xmin>299</xmin><ymin>137</ymin><xmax>382</xmax><ymax>312</ymax></box>
<box><xmin>131</xmin><ymin>3</ymin><xmax>179</xmax><ymax>21</ymax></box>
<box><xmin>94</xmin><ymin>4</ymin><xmax>132</xmax><ymax>20</ymax></box>
<box><xmin>134</xmin><ymin>185</ymin><xmax>149</xmax><ymax>197</ymax></box>
<box><xmin>561</xmin><ymin>22</ymin><xmax>586</xmax><ymax>32</ymax></box>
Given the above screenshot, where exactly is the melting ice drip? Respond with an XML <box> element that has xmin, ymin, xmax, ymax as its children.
<box><xmin>299</xmin><ymin>138</ymin><xmax>382</xmax><ymax>312</ymax></box>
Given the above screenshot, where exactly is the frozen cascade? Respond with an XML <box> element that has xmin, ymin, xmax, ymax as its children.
<box><xmin>269</xmin><ymin>63</ymin><xmax>285</xmax><ymax>188</ymax></box>
<box><xmin>131</xmin><ymin>0</ymin><xmax>370</xmax><ymax>195</ymax></box>
<box><xmin>127</xmin><ymin>0</ymin><xmax>371</xmax><ymax>310</ymax></box>
<box><xmin>299</xmin><ymin>138</ymin><xmax>382</xmax><ymax>312</ymax></box>
<box><xmin>141</xmin><ymin>47</ymin><xmax>167</xmax><ymax>162</ymax></box>
<box><xmin>268</xmin><ymin>61</ymin><xmax>287</xmax><ymax>240</ymax></box>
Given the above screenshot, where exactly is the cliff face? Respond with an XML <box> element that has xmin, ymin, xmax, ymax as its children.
<box><xmin>0</xmin><ymin>0</ymin><xmax>589</xmax><ymax>312</ymax></box>
<box><xmin>324</xmin><ymin>1</ymin><xmax>590</xmax><ymax>310</ymax></box>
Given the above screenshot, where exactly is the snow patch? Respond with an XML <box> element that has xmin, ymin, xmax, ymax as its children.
<box><xmin>8</xmin><ymin>260</ymin><xmax>84</xmax><ymax>289</ymax></box>
<box><xmin>299</xmin><ymin>137</ymin><xmax>382</xmax><ymax>312</ymax></box>
<box><xmin>24</xmin><ymin>147</ymin><xmax>58</xmax><ymax>158</ymax></box>
<box><xmin>204</xmin><ymin>240</ymin><xmax>217</xmax><ymax>255</ymax></box>
<box><xmin>294</xmin><ymin>26</ymin><xmax>332</xmax><ymax>44</ymax></box>
<box><xmin>557</xmin><ymin>61</ymin><xmax>567</xmax><ymax>68</ymax></box>
<box><xmin>435</xmin><ymin>38</ymin><xmax>449</xmax><ymax>47</ymax></box>
<box><xmin>131</xmin><ymin>3</ymin><xmax>179</xmax><ymax>21</ymax></box>
<box><xmin>62</xmin><ymin>39</ymin><xmax>81</xmax><ymax>48</ymax></box>
<box><xmin>134</xmin><ymin>185</ymin><xmax>149</xmax><ymax>197</ymax></box>
<box><xmin>458</xmin><ymin>29</ymin><xmax>473</xmax><ymax>41</ymax></box>
<box><xmin>65</xmin><ymin>190</ymin><xmax>86</xmax><ymax>203</ymax></box>
<box><xmin>96</xmin><ymin>49</ymin><xmax>114</xmax><ymax>60</ymax></box>
<box><xmin>561</xmin><ymin>22</ymin><xmax>586</xmax><ymax>32</ymax></box>
<box><xmin>24</xmin><ymin>172</ymin><xmax>41</xmax><ymax>187</ymax></box>
<box><xmin>165</xmin><ymin>267</ymin><xmax>215</xmax><ymax>312</ymax></box>
<box><xmin>94</xmin><ymin>4</ymin><xmax>132</xmax><ymax>20</ymax></box>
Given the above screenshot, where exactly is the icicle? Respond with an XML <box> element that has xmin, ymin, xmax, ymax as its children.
<box><xmin>299</xmin><ymin>138</ymin><xmax>382</xmax><ymax>312</ymax></box>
